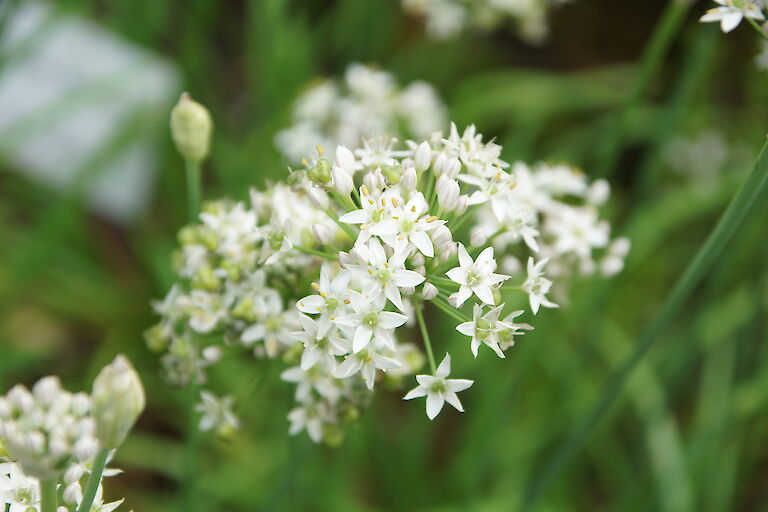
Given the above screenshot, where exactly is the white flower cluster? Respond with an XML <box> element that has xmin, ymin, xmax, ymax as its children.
<box><xmin>402</xmin><ymin>0</ymin><xmax>571</xmax><ymax>42</ymax></box>
<box><xmin>274</xmin><ymin>63</ymin><xmax>446</xmax><ymax>164</ymax></box>
<box><xmin>0</xmin><ymin>356</ymin><xmax>142</xmax><ymax>512</ymax></box>
<box><xmin>150</xmin><ymin>123</ymin><xmax>626</xmax><ymax>444</ymax></box>
<box><xmin>699</xmin><ymin>0</ymin><xmax>765</xmax><ymax>33</ymax></box>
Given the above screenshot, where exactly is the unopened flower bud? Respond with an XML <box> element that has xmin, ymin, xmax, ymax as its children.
<box><xmin>447</xmin><ymin>292</ymin><xmax>460</xmax><ymax>308</ymax></box>
<box><xmin>63</xmin><ymin>483</ymin><xmax>82</xmax><ymax>506</ymax></box>
<box><xmin>307</xmin><ymin>186</ymin><xmax>329</xmax><ymax>210</ymax></box>
<box><xmin>63</xmin><ymin>464</ymin><xmax>84</xmax><ymax>485</ymax></box>
<box><xmin>332</xmin><ymin>167</ymin><xmax>354</xmax><ymax>196</ymax></box>
<box><xmin>363</xmin><ymin>169</ymin><xmax>385</xmax><ymax>191</ymax></box>
<box><xmin>470</xmin><ymin>227</ymin><xmax>488</xmax><ymax>247</ymax></box>
<box><xmin>422</xmin><ymin>283</ymin><xmax>438</xmax><ymax>300</ymax></box>
<box><xmin>431</xmin><ymin>225</ymin><xmax>452</xmax><ymax>247</ymax></box>
<box><xmin>587</xmin><ymin>179</ymin><xmax>610</xmax><ymax>205</ymax></box>
<box><xmin>401</xmin><ymin>167</ymin><xmax>417</xmax><ymax>192</ymax></box>
<box><xmin>440</xmin><ymin>241</ymin><xmax>457</xmax><ymax>263</ymax></box>
<box><xmin>437</xmin><ymin>176</ymin><xmax>460</xmax><ymax>211</ymax></box>
<box><xmin>338</xmin><ymin>251</ymin><xmax>353</xmax><ymax>266</ymax></box>
<box><xmin>454</xmin><ymin>195</ymin><xmax>469</xmax><ymax>215</ymax></box>
<box><xmin>170</xmin><ymin>93</ymin><xmax>212</xmax><ymax>164</ymax></box>
<box><xmin>443</xmin><ymin>157</ymin><xmax>461</xmax><ymax>178</ymax></box>
<box><xmin>410</xmin><ymin>251</ymin><xmax>425</xmax><ymax>267</ymax></box>
<box><xmin>414</xmin><ymin>142</ymin><xmax>432</xmax><ymax>172</ymax></box>
<box><xmin>91</xmin><ymin>355</ymin><xmax>145</xmax><ymax>449</ymax></box>
<box><xmin>312</xmin><ymin>223</ymin><xmax>333</xmax><ymax>245</ymax></box>
<box><xmin>433</xmin><ymin>152</ymin><xmax>447</xmax><ymax>176</ymax></box>
<box><xmin>335</xmin><ymin>145</ymin><xmax>356</xmax><ymax>173</ymax></box>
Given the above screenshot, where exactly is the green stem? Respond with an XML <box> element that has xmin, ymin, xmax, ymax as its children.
<box><xmin>77</xmin><ymin>448</ymin><xmax>109</xmax><ymax>512</ymax></box>
<box><xmin>182</xmin><ymin>385</ymin><xmax>201</xmax><ymax>512</ymax></box>
<box><xmin>40</xmin><ymin>479</ymin><xmax>57</xmax><ymax>512</ymax></box>
<box><xmin>323</xmin><ymin>208</ymin><xmax>358</xmax><ymax>239</ymax></box>
<box><xmin>747</xmin><ymin>16</ymin><xmax>768</xmax><ymax>42</ymax></box>
<box><xmin>520</xmin><ymin>140</ymin><xmax>768</xmax><ymax>511</ymax></box>
<box><xmin>415</xmin><ymin>301</ymin><xmax>437</xmax><ymax>374</ymax></box>
<box><xmin>185</xmin><ymin>159</ymin><xmax>202</xmax><ymax>223</ymax></box>
<box><xmin>593</xmin><ymin>0</ymin><xmax>690</xmax><ymax>178</ymax></box>
<box><xmin>294</xmin><ymin>245</ymin><xmax>338</xmax><ymax>260</ymax></box>
<box><xmin>432</xmin><ymin>295</ymin><xmax>472</xmax><ymax>323</ymax></box>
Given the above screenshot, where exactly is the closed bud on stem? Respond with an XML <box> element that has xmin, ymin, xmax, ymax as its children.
<box><xmin>91</xmin><ymin>355</ymin><xmax>145</xmax><ymax>450</ymax></box>
<box><xmin>443</xmin><ymin>157</ymin><xmax>461</xmax><ymax>179</ymax></box>
<box><xmin>312</xmin><ymin>224</ymin><xmax>333</xmax><ymax>245</ymax></box>
<box><xmin>363</xmin><ymin>169</ymin><xmax>385</xmax><ymax>191</ymax></box>
<box><xmin>307</xmin><ymin>186</ymin><xmax>329</xmax><ymax>210</ymax></box>
<box><xmin>454</xmin><ymin>195</ymin><xmax>469</xmax><ymax>215</ymax></box>
<box><xmin>410</xmin><ymin>251</ymin><xmax>425</xmax><ymax>267</ymax></box>
<box><xmin>414</xmin><ymin>141</ymin><xmax>432</xmax><ymax>172</ymax></box>
<box><xmin>433</xmin><ymin>153</ymin><xmax>447</xmax><ymax>176</ymax></box>
<box><xmin>437</xmin><ymin>176</ymin><xmax>460</xmax><ymax>211</ymax></box>
<box><xmin>170</xmin><ymin>93</ymin><xmax>212</xmax><ymax>164</ymax></box>
<box><xmin>422</xmin><ymin>282</ymin><xmax>438</xmax><ymax>300</ymax></box>
<box><xmin>431</xmin><ymin>224</ymin><xmax>453</xmax><ymax>248</ymax></box>
<box><xmin>470</xmin><ymin>227</ymin><xmax>488</xmax><ymax>247</ymax></box>
<box><xmin>401</xmin><ymin>167</ymin><xmax>417</xmax><ymax>192</ymax></box>
<box><xmin>332</xmin><ymin>167</ymin><xmax>354</xmax><ymax>196</ymax></box>
<box><xmin>335</xmin><ymin>146</ymin><xmax>356</xmax><ymax>173</ymax></box>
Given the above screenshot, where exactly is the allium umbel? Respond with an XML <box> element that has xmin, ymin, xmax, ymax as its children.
<box><xmin>148</xmin><ymin>121</ymin><xmax>627</xmax><ymax>444</ymax></box>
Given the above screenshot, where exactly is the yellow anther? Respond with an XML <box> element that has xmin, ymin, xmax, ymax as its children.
<box><xmin>361</xmin><ymin>185</ymin><xmax>370</xmax><ymax>196</ymax></box>
<box><xmin>320</xmin><ymin>291</ymin><xmax>327</xmax><ymax>298</ymax></box>
<box><xmin>316</xmin><ymin>144</ymin><xmax>325</xmax><ymax>156</ymax></box>
<box><xmin>311</xmin><ymin>282</ymin><xmax>320</xmax><ymax>290</ymax></box>
<box><xmin>344</xmin><ymin>299</ymin><xmax>351</xmax><ymax>304</ymax></box>
<box><xmin>301</xmin><ymin>158</ymin><xmax>309</xmax><ymax>167</ymax></box>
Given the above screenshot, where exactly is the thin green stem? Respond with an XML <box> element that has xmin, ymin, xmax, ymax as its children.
<box><xmin>432</xmin><ymin>295</ymin><xmax>472</xmax><ymax>323</ymax></box>
<box><xmin>294</xmin><ymin>245</ymin><xmax>338</xmax><ymax>260</ymax></box>
<box><xmin>520</xmin><ymin>141</ymin><xmax>768</xmax><ymax>511</ymax></box>
<box><xmin>330</xmin><ymin>190</ymin><xmax>356</xmax><ymax>212</ymax></box>
<box><xmin>40</xmin><ymin>479</ymin><xmax>57</xmax><ymax>512</ymax></box>
<box><xmin>415</xmin><ymin>301</ymin><xmax>437</xmax><ymax>374</ymax></box>
<box><xmin>77</xmin><ymin>448</ymin><xmax>109</xmax><ymax>512</ymax></box>
<box><xmin>182</xmin><ymin>385</ymin><xmax>200</xmax><ymax>512</ymax></box>
<box><xmin>747</xmin><ymin>16</ymin><xmax>768</xmax><ymax>42</ymax></box>
<box><xmin>185</xmin><ymin>159</ymin><xmax>202</xmax><ymax>223</ymax></box>
<box><xmin>323</xmin><ymin>208</ymin><xmax>358</xmax><ymax>239</ymax></box>
<box><xmin>593</xmin><ymin>0</ymin><xmax>690</xmax><ymax>178</ymax></box>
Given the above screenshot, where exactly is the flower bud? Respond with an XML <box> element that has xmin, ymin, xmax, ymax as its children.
<box><xmin>338</xmin><ymin>251</ymin><xmax>353</xmax><ymax>267</ymax></box>
<box><xmin>422</xmin><ymin>283</ymin><xmax>438</xmax><ymax>301</ymax></box>
<box><xmin>414</xmin><ymin>142</ymin><xmax>432</xmax><ymax>172</ymax></box>
<box><xmin>312</xmin><ymin>223</ymin><xmax>333</xmax><ymax>245</ymax></box>
<box><xmin>433</xmin><ymin>152</ymin><xmax>447</xmax><ymax>176</ymax></box>
<box><xmin>454</xmin><ymin>195</ymin><xmax>469</xmax><ymax>215</ymax></box>
<box><xmin>63</xmin><ymin>483</ymin><xmax>82</xmax><ymax>506</ymax></box>
<box><xmin>63</xmin><ymin>464</ymin><xmax>84</xmax><ymax>485</ymax></box>
<box><xmin>170</xmin><ymin>93</ymin><xmax>212</xmax><ymax>163</ymax></box>
<box><xmin>91</xmin><ymin>355</ymin><xmax>145</xmax><ymax>450</ymax></box>
<box><xmin>332</xmin><ymin>167</ymin><xmax>354</xmax><ymax>196</ymax></box>
<box><xmin>437</xmin><ymin>176</ymin><xmax>459</xmax><ymax>211</ymax></box>
<box><xmin>307</xmin><ymin>186</ymin><xmax>329</xmax><ymax>210</ymax></box>
<box><xmin>443</xmin><ymin>157</ymin><xmax>461</xmax><ymax>178</ymax></box>
<box><xmin>587</xmin><ymin>179</ymin><xmax>610</xmax><ymax>205</ymax></box>
<box><xmin>401</xmin><ymin>167</ymin><xmax>417</xmax><ymax>192</ymax></box>
<box><xmin>410</xmin><ymin>251</ymin><xmax>425</xmax><ymax>267</ymax></box>
<box><xmin>470</xmin><ymin>227</ymin><xmax>487</xmax><ymax>247</ymax></box>
<box><xmin>431</xmin><ymin>224</ymin><xmax>453</xmax><ymax>247</ymax></box>
<box><xmin>335</xmin><ymin>145</ymin><xmax>356</xmax><ymax>173</ymax></box>
<box><xmin>363</xmin><ymin>169</ymin><xmax>385</xmax><ymax>191</ymax></box>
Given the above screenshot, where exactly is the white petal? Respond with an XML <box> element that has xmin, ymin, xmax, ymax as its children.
<box><xmin>456</xmin><ymin>321</ymin><xmax>475</xmax><ymax>336</ymax></box>
<box><xmin>378</xmin><ymin>311</ymin><xmax>409</xmax><ymax>329</ymax></box>
<box><xmin>442</xmin><ymin>391</ymin><xmax>464</xmax><ymax>412</ymax></box>
<box><xmin>721</xmin><ymin>11</ymin><xmax>743</xmax><ymax>32</ymax></box>
<box><xmin>455</xmin><ymin>286</ymin><xmax>472</xmax><ymax>307</ymax></box>
<box><xmin>300</xmin><ymin>348</ymin><xmax>323</xmax><ymax>370</ymax></box>
<box><xmin>457</xmin><ymin>242</ymin><xmax>472</xmax><ymax>267</ymax></box>
<box><xmin>335</xmin><ymin>356</ymin><xmax>362</xmax><ymax>378</ymax></box>
<box><xmin>339</xmin><ymin>209</ymin><xmax>367</xmax><ymax>224</ymax></box>
<box><xmin>436</xmin><ymin>353</ymin><xmax>451</xmax><ymax>377</ymax></box>
<box><xmin>297</xmin><ymin>295</ymin><xmax>325</xmax><ymax>314</ymax></box>
<box><xmin>447</xmin><ymin>378</ymin><xmax>474</xmax><ymax>392</ymax></box>
<box><xmin>403</xmin><ymin>385</ymin><xmax>428</xmax><ymax>400</ymax></box>
<box><xmin>446</xmin><ymin>267</ymin><xmax>468</xmax><ymax>285</ymax></box>
<box><xmin>393</xmin><ymin>269</ymin><xmax>426</xmax><ymax>287</ymax></box>
<box><xmin>411</xmin><ymin>231</ymin><xmax>434</xmax><ymax>257</ymax></box>
<box><xmin>473</xmin><ymin>284</ymin><xmax>496</xmax><ymax>305</ymax></box>
<box><xmin>353</xmin><ymin>325</ymin><xmax>373</xmax><ymax>352</ymax></box>
<box><xmin>426</xmin><ymin>392</ymin><xmax>445</xmax><ymax>420</ymax></box>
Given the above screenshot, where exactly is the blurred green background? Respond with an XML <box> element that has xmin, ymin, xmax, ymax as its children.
<box><xmin>1</xmin><ymin>0</ymin><xmax>768</xmax><ymax>510</ymax></box>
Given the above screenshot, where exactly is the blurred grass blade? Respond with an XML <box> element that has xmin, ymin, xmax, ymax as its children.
<box><xmin>593</xmin><ymin>0</ymin><xmax>691</xmax><ymax>178</ymax></box>
<box><xmin>520</xmin><ymin>139</ymin><xmax>768</xmax><ymax>511</ymax></box>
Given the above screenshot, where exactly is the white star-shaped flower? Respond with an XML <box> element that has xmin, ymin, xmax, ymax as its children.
<box><xmin>522</xmin><ymin>257</ymin><xmax>558</xmax><ymax>314</ymax></box>
<box><xmin>332</xmin><ymin>291</ymin><xmax>408</xmax><ymax>353</ymax></box>
<box><xmin>403</xmin><ymin>354</ymin><xmax>474</xmax><ymax>420</ymax></box>
<box><xmin>456</xmin><ymin>304</ymin><xmax>532</xmax><ymax>358</ymax></box>
<box><xmin>445</xmin><ymin>243</ymin><xmax>510</xmax><ymax>307</ymax></box>
<box><xmin>700</xmin><ymin>0</ymin><xmax>765</xmax><ymax>33</ymax></box>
